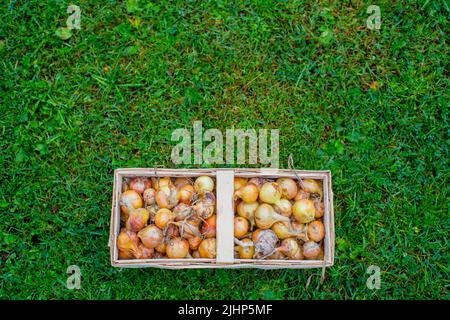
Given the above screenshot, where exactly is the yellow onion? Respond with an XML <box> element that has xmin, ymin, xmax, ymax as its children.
<box><xmin>192</xmin><ymin>250</ymin><xmax>201</xmax><ymax>258</ymax></box>
<box><xmin>314</xmin><ymin>199</ymin><xmax>324</xmax><ymax>218</ymax></box>
<box><xmin>174</xmin><ymin>177</ymin><xmax>192</xmax><ymax>189</ymax></box>
<box><xmin>267</xmin><ymin>250</ymin><xmax>286</xmax><ymax>260</ymax></box>
<box><xmin>293</xmin><ymin>199</ymin><xmax>316</xmax><ymax>223</ymax></box>
<box><xmin>276</xmin><ymin>178</ymin><xmax>298</xmax><ymax>200</ymax></box>
<box><xmin>200</xmin><ymin>214</ymin><xmax>216</xmax><ymax>238</ymax></box>
<box><xmin>155</xmin><ymin>242</ymin><xmax>166</xmax><ymax>254</ymax></box>
<box><xmin>234</xmin><ymin>177</ymin><xmax>248</xmax><ymax>191</ymax></box>
<box><xmin>135</xmin><ymin>243</ymin><xmax>154</xmax><ymax>259</ymax></box>
<box><xmin>277</xmin><ymin>238</ymin><xmax>302</xmax><ymax>260</ymax></box>
<box><xmin>307</xmin><ymin>220</ymin><xmax>325</xmax><ymax>242</ymax></box>
<box><xmin>259</xmin><ymin>182</ymin><xmax>282</xmax><ymax>204</ymax></box>
<box><xmin>234</xmin><ymin>217</ymin><xmax>250</xmax><ymax>239</ymax></box>
<box><xmin>234</xmin><ymin>183</ymin><xmax>259</xmax><ymax>203</ymax></box>
<box><xmin>126</xmin><ymin>208</ymin><xmax>150</xmax><ymax>232</ymax></box>
<box><xmin>273</xmin><ymin>198</ymin><xmax>292</xmax><ymax>217</ymax></box>
<box><xmin>143</xmin><ymin>188</ymin><xmax>156</xmax><ymax>206</ymax></box>
<box><xmin>188</xmin><ymin>236</ymin><xmax>202</xmax><ymax>250</ymax></box>
<box><xmin>194</xmin><ymin>176</ymin><xmax>214</xmax><ymax>195</ymax></box>
<box><xmin>120</xmin><ymin>190</ymin><xmax>143</xmax><ymax>221</ymax></box>
<box><xmin>302</xmin><ymin>179</ymin><xmax>323</xmax><ymax>196</ymax></box>
<box><xmin>117</xmin><ymin>228</ymin><xmax>139</xmax><ymax>256</ymax></box>
<box><xmin>129</xmin><ymin>177</ymin><xmax>151</xmax><ymax>195</ymax></box>
<box><xmin>252</xmin><ymin>229</ymin><xmax>279</xmax><ymax>257</ymax></box>
<box><xmin>235</xmin><ymin>238</ymin><xmax>254</xmax><ymax>259</ymax></box>
<box><xmin>156</xmin><ymin>185</ymin><xmax>180</xmax><ymax>209</ymax></box>
<box><xmin>255</xmin><ymin>203</ymin><xmax>290</xmax><ymax>229</ymax></box>
<box><xmin>302</xmin><ymin>241</ymin><xmax>322</xmax><ymax>259</ymax></box>
<box><xmin>154</xmin><ymin>208</ymin><xmax>176</xmax><ymax>229</ymax></box>
<box><xmin>166</xmin><ymin>237</ymin><xmax>189</xmax><ymax>258</ymax></box>
<box><xmin>152</xmin><ymin>177</ymin><xmax>173</xmax><ymax>191</ymax></box>
<box><xmin>272</xmin><ymin>221</ymin><xmax>306</xmax><ymax>240</ymax></box>
<box><xmin>173</xmin><ymin>203</ymin><xmax>193</xmax><ymax>221</ymax></box>
<box><xmin>118</xmin><ymin>250</ymin><xmax>134</xmax><ymax>260</ymax></box>
<box><xmin>237</xmin><ymin>201</ymin><xmax>258</xmax><ymax>228</ymax></box>
<box><xmin>198</xmin><ymin>238</ymin><xmax>216</xmax><ymax>258</ymax></box>
<box><xmin>179</xmin><ymin>184</ymin><xmax>195</xmax><ymax>204</ymax></box>
<box><xmin>137</xmin><ymin>225</ymin><xmax>163</xmax><ymax>249</ymax></box>
<box><xmin>193</xmin><ymin>193</ymin><xmax>215</xmax><ymax>219</ymax></box>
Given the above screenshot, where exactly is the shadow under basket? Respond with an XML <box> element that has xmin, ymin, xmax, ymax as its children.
<box><xmin>109</xmin><ymin>168</ymin><xmax>335</xmax><ymax>269</ymax></box>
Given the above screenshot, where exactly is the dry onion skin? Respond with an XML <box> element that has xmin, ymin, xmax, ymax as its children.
<box><xmin>120</xmin><ymin>190</ymin><xmax>143</xmax><ymax>221</ymax></box>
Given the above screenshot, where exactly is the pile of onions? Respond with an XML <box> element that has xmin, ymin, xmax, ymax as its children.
<box><xmin>117</xmin><ymin>175</ymin><xmax>217</xmax><ymax>260</ymax></box>
<box><xmin>232</xmin><ymin>176</ymin><xmax>326</xmax><ymax>261</ymax></box>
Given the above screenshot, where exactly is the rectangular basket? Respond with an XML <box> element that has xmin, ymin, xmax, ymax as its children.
<box><xmin>109</xmin><ymin>168</ymin><xmax>334</xmax><ymax>269</ymax></box>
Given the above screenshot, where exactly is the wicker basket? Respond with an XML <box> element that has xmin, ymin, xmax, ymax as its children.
<box><xmin>109</xmin><ymin>168</ymin><xmax>334</xmax><ymax>269</ymax></box>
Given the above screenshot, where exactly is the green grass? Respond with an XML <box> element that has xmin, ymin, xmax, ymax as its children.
<box><xmin>0</xmin><ymin>0</ymin><xmax>448</xmax><ymax>299</ymax></box>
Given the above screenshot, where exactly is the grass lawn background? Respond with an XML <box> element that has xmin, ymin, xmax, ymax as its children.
<box><xmin>0</xmin><ymin>0</ymin><xmax>448</xmax><ymax>299</ymax></box>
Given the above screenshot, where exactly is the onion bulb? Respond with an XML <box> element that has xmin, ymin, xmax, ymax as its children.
<box><xmin>188</xmin><ymin>236</ymin><xmax>202</xmax><ymax>250</ymax></box>
<box><xmin>117</xmin><ymin>228</ymin><xmax>139</xmax><ymax>256</ymax></box>
<box><xmin>293</xmin><ymin>199</ymin><xmax>316</xmax><ymax>223</ymax></box>
<box><xmin>192</xmin><ymin>250</ymin><xmax>201</xmax><ymax>258</ymax></box>
<box><xmin>276</xmin><ymin>178</ymin><xmax>298</xmax><ymax>200</ymax></box>
<box><xmin>143</xmin><ymin>188</ymin><xmax>156</xmax><ymax>206</ymax></box>
<box><xmin>234</xmin><ymin>177</ymin><xmax>248</xmax><ymax>191</ymax></box>
<box><xmin>152</xmin><ymin>177</ymin><xmax>173</xmax><ymax>191</ymax></box>
<box><xmin>277</xmin><ymin>238</ymin><xmax>302</xmax><ymax>260</ymax></box>
<box><xmin>137</xmin><ymin>225</ymin><xmax>163</xmax><ymax>249</ymax></box>
<box><xmin>234</xmin><ymin>217</ymin><xmax>250</xmax><ymax>239</ymax></box>
<box><xmin>120</xmin><ymin>190</ymin><xmax>143</xmax><ymax>220</ymax></box>
<box><xmin>156</xmin><ymin>185</ymin><xmax>180</xmax><ymax>209</ymax></box>
<box><xmin>155</xmin><ymin>242</ymin><xmax>166</xmax><ymax>254</ymax></box>
<box><xmin>135</xmin><ymin>243</ymin><xmax>154</xmax><ymax>259</ymax></box>
<box><xmin>314</xmin><ymin>199</ymin><xmax>324</xmax><ymax>218</ymax></box>
<box><xmin>235</xmin><ymin>238</ymin><xmax>254</xmax><ymax>259</ymax></box>
<box><xmin>118</xmin><ymin>250</ymin><xmax>134</xmax><ymax>260</ymax></box>
<box><xmin>307</xmin><ymin>220</ymin><xmax>325</xmax><ymax>242</ymax></box>
<box><xmin>267</xmin><ymin>250</ymin><xmax>286</xmax><ymax>260</ymax></box>
<box><xmin>255</xmin><ymin>203</ymin><xmax>290</xmax><ymax>229</ymax></box>
<box><xmin>198</xmin><ymin>238</ymin><xmax>216</xmax><ymax>258</ymax></box>
<box><xmin>234</xmin><ymin>183</ymin><xmax>259</xmax><ymax>203</ymax></box>
<box><xmin>273</xmin><ymin>198</ymin><xmax>292</xmax><ymax>217</ymax></box>
<box><xmin>272</xmin><ymin>221</ymin><xmax>306</xmax><ymax>240</ymax></box>
<box><xmin>174</xmin><ymin>177</ymin><xmax>192</xmax><ymax>189</ymax></box>
<box><xmin>252</xmin><ymin>229</ymin><xmax>279</xmax><ymax>257</ymax></box>
<box><xmin>166</xmin><ymin>237</ymin><xmax>189</xmax><ymax>258</ymax></box>
<box><xmin>200</xmin><ymin>215</ymin><xmax>216</xmax><ymax>238</ymax></box>
<box><xmin>179</xmin><ymin>184</ymin><xmax>195</xmax><ymax>204</ymax></box>
<box><xmin>173</xmin><ymin>203</ymin><xmax>193</xmax><ymax>221</ymax></box>
<box><xmin>154</xmin><ymin>208</ymin><xmax>176</xmax><ymax>229</ymax></box>
<box><xmin>193</xmin><ymin>194</ymin><xmax>215</xmax><ymax>219</ymax></box>
<box><xmin>302</xmin><ymin>241</ymin><xmax>322</xmax><ymax>259</ymax></box>
<box><xmin>302</xmin><ymin>179</ymin><xmax>323</xmax><ymax>196</ymax></box>
<box><xmin>237</xmin><ymin>201</ymin><xmax>258</xmax><ymax>228</ymax></box>
<box><xmin>126</xmin><ymin>208</ymin><xmax>150</xmax><ymax>232</ymax></box>
<box><xmin>259</xmin><ymin>182</ymin><xmax>282</xmax><ymax>204</ymax></box>
<box><xmin>194</xmin><ymin>176</ymin><xmax>214</xmax><ymax>195</ymax></box>
<box><xmin>129</xmin><ymin>177</ymin><xmax>151</xmax><ymax>195</ymax></box>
